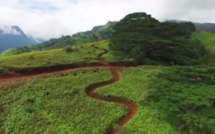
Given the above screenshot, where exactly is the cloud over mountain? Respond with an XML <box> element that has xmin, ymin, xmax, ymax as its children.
<box><xmin>0</xmin><ymin>26</ymin><xmax>21</xmax><ymax>35</ymax></box>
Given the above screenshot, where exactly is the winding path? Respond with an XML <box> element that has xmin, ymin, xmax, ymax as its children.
<box><xmin>88</xmin><ymin>45</ymin><xmax>137</xmax><ymax>133</ymax></box>
<box><xmin>0</xmin><ymin>44</ymin><xmax>137</xmax><ymax>134</ymax></box>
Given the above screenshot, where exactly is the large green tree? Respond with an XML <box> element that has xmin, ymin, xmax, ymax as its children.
<box><xmin>109</xmin><ymin>12</ymin><xmax>207</xmax><ymax>65</ymax></box>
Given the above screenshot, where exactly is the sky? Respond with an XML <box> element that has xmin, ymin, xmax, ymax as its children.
<box><xmin>0</xmin><ymin>0</ymin><xmax>215</xmax><ymax>40</ymax></box>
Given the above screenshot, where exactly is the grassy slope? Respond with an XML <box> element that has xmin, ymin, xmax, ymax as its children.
<box><xmin>0</xmin><ymin>43</ymin><xmax>101</xmax><ymax>71</ymax></box>
<box><xmin>0</xmin><ymin>40</ymin><xmax>130</xmax><ymax>74</ymax></box>
<box><xmin>148</xmin><ymin>66</ymin><xmax>215</xmax><ymax>133</ymax></box>
<box><xmin>192</xmin><ymin>31</ymin><xmax>215</xmax><ymax>64</ymax></box>
<box><xmin>95</xmin><ymin>31</ymin><xmax>215</xmax><ymax>133</ymax></box>
<box><xmin>97</xmin><ymin>66</ymin><xmax>215</xmax><ymax>133</ymax></box>
<box><xmin>97</xmin><ymin>66</ymin><xmax>177</xmax><ymax>133</ymax></box>
<box><xmin>192</xmin><ymin>31</ymin><xmax>215</xmax><ymax>53</ymax></box>
<box><xmin>1</xmin><ymin>49</ymin><xmax>13</xmax><ymax>57</ymax></box>
<box><xmin>0</xmin><ymin>69</ymin><xmax>126</xmax><ymax>134</ymax></box>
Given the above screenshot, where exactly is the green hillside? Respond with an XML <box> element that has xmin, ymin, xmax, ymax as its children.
<box><xmin>97</xmin><ymin>66</ymin><xmax>215</xmax><ymax>133</ymax></box>
<box><xmin>0</xmin><ymin>69</ymin><xmax>126</xmax><ymax>133</ymax></box>
<box><xmin>191</xmin><ymin>31</ymin><xmax>215</xmax><ymax>65</ymax></box>
<box><xmin>0</xmin><ymin>43</ymin><xmax>100</xmax><ymax>71</ymax></box>
<box><xmin>192</xmin><ymin>31</ymin><xmax>215</xmax><ymax>56</ymax></box>
<box><xmin>1</xmin><ymin>12</ymin><xmax>215</xmax><ymax>134</ymax></box>
<box><xmin>0</xmin><ymin>41</ymin><xmax>128</xmax><ymax>75</ymax></box>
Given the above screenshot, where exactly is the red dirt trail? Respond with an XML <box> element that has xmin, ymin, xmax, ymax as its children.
<box><xmin>88</xmin><ymin>45</ymin><xmax>137</xmax><ymax>134</ymax></box>
<box><xmin>0</xmin><ymin>44</ymin><xmax>137</xmax><ymax>134</ymax></box>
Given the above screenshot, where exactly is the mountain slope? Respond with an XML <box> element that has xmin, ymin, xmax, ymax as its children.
<box><xmin>0</xmin><ymin>26</ymin><xmax>39</xmax><ymax>53</ymax></box>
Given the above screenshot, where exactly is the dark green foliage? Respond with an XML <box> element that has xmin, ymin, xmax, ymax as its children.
<box><xmin>153</xmin><ymin>22</ymin><xmax>196</xmax><ymax>39</ymax></box>
<box><xmin>110</xmin><ymin>12</ymin><xmax>207</xmax><ymax>65</ymax></box>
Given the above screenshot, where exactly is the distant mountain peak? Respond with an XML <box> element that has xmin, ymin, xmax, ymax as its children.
<box><xmin>0</xmin><ymin>26</ymin><xmax>23</xmax><ymax>36</ymax></box>
<box><xmin>0</xmin><ymin>26</ymin><xmax>45</xmax><ymax>54</ymax></box>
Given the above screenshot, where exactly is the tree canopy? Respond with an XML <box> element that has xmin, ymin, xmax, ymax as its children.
<box><xmin>109</xmin><ymin>12</ymin><xmax>207</xmax><ymax>65</ymax></box>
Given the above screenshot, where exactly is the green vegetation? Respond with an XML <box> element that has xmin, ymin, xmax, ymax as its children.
<box><xmin>0</xmin><ymin>69</ymin><xmax>126</xmax><ymax>134</ymax></box>
<box><xmin>1</xmin><ymin>12</ymin><xmax>215</xmax><ymax>134</ymax></box>
<box><xmin>148</xmin><ymin>67</ymin><xmax>215</xmax><ymax>133</ymax></box>
<box><xmin>96</xmin><ymin>66</ymin><xmax>175</xmax><ymax>133</ymax></box>
<box><xmin>97</xmin><ymin>66</ymin><xmax>215</xmax><ymax>133</ymax></box>
<box><xmin>0</xmin><ymin>43</ymin><xmax>101</xmax><ymax>72</ymax></box>
<box><xmin>110</xmin><ymin>12</ymin><xmax>208</xmax><ymax>65</ymax></box>
<box><xmin>0</xmin><ymin>40</ymin><xmax>130</xmax><ymax>74</ymax></box>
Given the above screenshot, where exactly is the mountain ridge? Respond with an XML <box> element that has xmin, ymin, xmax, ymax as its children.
<box><xmin>0</xmin><ymin>21</ymin><xmax>116</xmax><ymax>56</ymax></box>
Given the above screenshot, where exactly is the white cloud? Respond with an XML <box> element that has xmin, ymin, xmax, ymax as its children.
<box><xmin>0</xmin><ymin>26</ymin><xmax>21</xmax><ymax>35</ymax></box>
<box><xmin>0</xmin><ymin>0</ymin><xmax>214</xmax><ymax>40</ymax></box>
